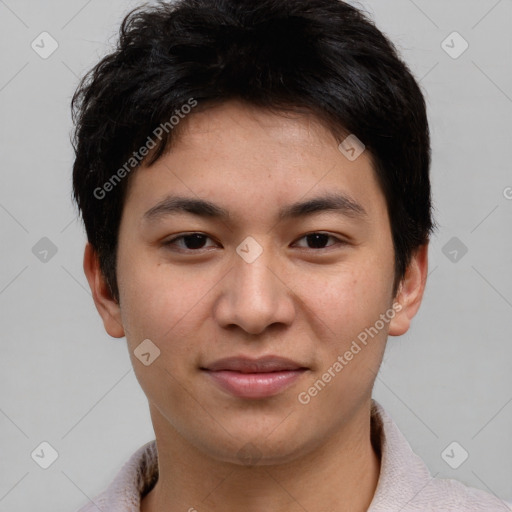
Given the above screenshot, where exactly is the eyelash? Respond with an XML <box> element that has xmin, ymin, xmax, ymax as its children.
<box><xmin>163</xmin><ymin>232</ymin><xmax>347</xmax><ymax>253</ymax></box>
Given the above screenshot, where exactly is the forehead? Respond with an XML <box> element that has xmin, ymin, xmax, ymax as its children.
<box><xmin>123</xmin><ymin>101</ymin><xmax>388</xmax><ymax>229</ymax></box>
<box><xmin>169</xmin><ymin>101</ymin><xmax>342</xmax><ymax>154</ymax></box>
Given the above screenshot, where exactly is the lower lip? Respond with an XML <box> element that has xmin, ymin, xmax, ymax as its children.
<box><xmin>203</xmin><ymin>369</ymin><xmax>307</xmax><ymax>399</ymax></box>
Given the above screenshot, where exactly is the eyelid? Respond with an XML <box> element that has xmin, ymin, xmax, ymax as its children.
<box><xmin>164</xmin><ymin>232</ymin><xmax>218</xmax><ymax>250</ymax></box>
<box><xmin>292</xmin><ymin>232</ymin><xmax>347</xmax><ymax>249</ymax></box>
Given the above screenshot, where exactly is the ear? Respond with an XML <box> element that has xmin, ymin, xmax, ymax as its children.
<box><xmin>83</xmin><ymin>243</ymin><xmax>125</xmax><ymax>338</ymax></box>
<box><xmin>388</xmin><ymin>243</ymin><xmax>429</xmax><ymax>337</ymax></box>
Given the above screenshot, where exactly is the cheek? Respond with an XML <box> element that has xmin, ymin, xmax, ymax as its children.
<box><xmin>117</xmin><ymin>251</ymin><xmax>173</xmax><ymax>344</ymax></box>
<box><xmin>297</xmin><ymin>259</ymin><xmax>392</xmax><ymax>339</ymax></box>
<box><xmin>118</xmin><ymin>262</ymin><xmax>198</xmax><ymax>405</ymax></box>
<box><xmin>118</xmin><ymin>255</ymin><xmax>213</xmax><ymax>361</ymax></box>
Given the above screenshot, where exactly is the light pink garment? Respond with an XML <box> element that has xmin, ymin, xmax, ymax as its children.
<box><xmin>76</xmin><ymin>399</ymin><xmax>510</xmax><ymax>511</ymax></box>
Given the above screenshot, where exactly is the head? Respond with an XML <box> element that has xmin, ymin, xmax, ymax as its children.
<box><xmin>73</xmin><ymin>0</ymin><xmax>436</xmax><ymax>464</ymax></box>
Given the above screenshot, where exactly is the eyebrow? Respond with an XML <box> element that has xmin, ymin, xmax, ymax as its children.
<box><xmin>142</xmin><ymin>192</ymin><xmax>368</xmax><ymax>224</ymax></box>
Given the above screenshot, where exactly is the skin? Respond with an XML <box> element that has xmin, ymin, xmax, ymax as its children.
<box><xmin>84</xmin><ymin>100</ymin><xmax>428</xmax><ymax>512</ymax></box>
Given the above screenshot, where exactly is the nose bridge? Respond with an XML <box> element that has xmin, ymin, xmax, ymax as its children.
<box><xmin>236</xmin><ymin>250</ymin><xmax>276</xmax><ymax>301</ymax></box>
<box><xmin>215</xmin><ymin>242</ymin><xmax>294</xmax><ymax>334</ymax></box>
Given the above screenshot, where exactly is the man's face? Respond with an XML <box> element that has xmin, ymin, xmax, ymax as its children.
<box><xmin>107</xmin><ymin>101</ymin><xmax>413</xmax><ymax>464</ymax></box>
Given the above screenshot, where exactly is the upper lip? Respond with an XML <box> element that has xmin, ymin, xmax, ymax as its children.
<box><xmin>202</xmin><ymin>356</ymin><xmax>307</xmax><ymax>373</ymax></box>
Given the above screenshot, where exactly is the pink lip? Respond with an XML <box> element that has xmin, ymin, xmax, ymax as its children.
<box><xmin>202</xmin><ymin>356</ymin><xmax>308</xmax><ymax>399</ymax></box>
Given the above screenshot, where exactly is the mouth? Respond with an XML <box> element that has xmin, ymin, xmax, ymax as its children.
<box><xmin>200</xmin><ymin>356</ymin><xmax>309</xmax><ymax>399</ymax></box>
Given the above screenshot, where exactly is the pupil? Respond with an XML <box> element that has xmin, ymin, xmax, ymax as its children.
<box><xmin>185</xmin><ymin>234</ymin><xmax>206</xmax><ymax>249</ymax></box>
<box><xmin>307</xmin><ymin>233</ymin><xmax>329</xmax><ymax>248</ymax></box>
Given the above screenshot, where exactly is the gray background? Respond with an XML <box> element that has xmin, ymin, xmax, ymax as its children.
<box><xmin>0</xmin><ymin>0</ymin><xmax>511</xmax><ymax>510</ymax></box>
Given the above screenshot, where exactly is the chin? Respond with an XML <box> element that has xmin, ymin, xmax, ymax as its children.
<box><xmin>198</xmin><ymin>430</ymin><xmax>317</xmax><ymax>467</ymax></box>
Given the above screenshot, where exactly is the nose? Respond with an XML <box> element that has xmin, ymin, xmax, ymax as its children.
<box><xmin>213</xmin><ymin>247</ymin><xmax>296</xmax><ymax>336</ymax></box>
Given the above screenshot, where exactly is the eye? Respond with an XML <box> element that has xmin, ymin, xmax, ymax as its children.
<box><xmin>293</xmin><ymin>232</ymin><xmax>345</xmax><ymax>250</ymax></box>
<box><xmin>163</xmin><ymin>231</ymin><xmax>346</xmax><ymax>253</ymax></box>
<box><xmin>163</xmin><ymin>233</ymin><xmax>218</xmax><ymax>252</ymax></box>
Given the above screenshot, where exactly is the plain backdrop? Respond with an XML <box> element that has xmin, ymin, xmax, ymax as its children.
<box><xmin>0</xmin><ymin>0</ymin><xmax>511</xmax><ymax>510</ymax></box>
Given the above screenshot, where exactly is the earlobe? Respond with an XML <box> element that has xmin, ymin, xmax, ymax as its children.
<box><xmin>83</xmin><ymin>243</ymin><xmax>125</xmax><ymax>338</ymax></box>
<box><xmin>388</xmin><ymin>243</ymin><xmax>429</xmax><ymax>337</ymax></box>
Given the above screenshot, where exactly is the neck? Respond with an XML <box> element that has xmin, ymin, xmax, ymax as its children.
<box><xmin>141</xmin><ymin>401</ymin><xmax>380</xmax><ymax>512</ymax></box>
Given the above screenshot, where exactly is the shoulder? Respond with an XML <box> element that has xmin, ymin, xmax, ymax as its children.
<box><xmin>368</xmin><ymin>400</ymin><xmax>510</xmax><ymax>512</ymax></box>
<box><xmin>412</xmin><ymin>474</ymin><xmax>511</xmax><ymax>511</ymax></box>
<box><xmin>75</xmin><ymin>440</ymin><xmax>158</xmax><ymax>512</ymax></box>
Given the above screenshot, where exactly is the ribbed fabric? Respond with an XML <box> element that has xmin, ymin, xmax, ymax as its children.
<box><xmin>76</xmin><ymin>399</ymin><xmax>510</xmax><ymax>511</ymax></box>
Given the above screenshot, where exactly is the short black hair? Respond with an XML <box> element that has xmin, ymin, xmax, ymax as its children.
<box><xmin>71</xmin><ymin>0</ymin><xmax>437</xmax><ymax>304</ymax></box>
